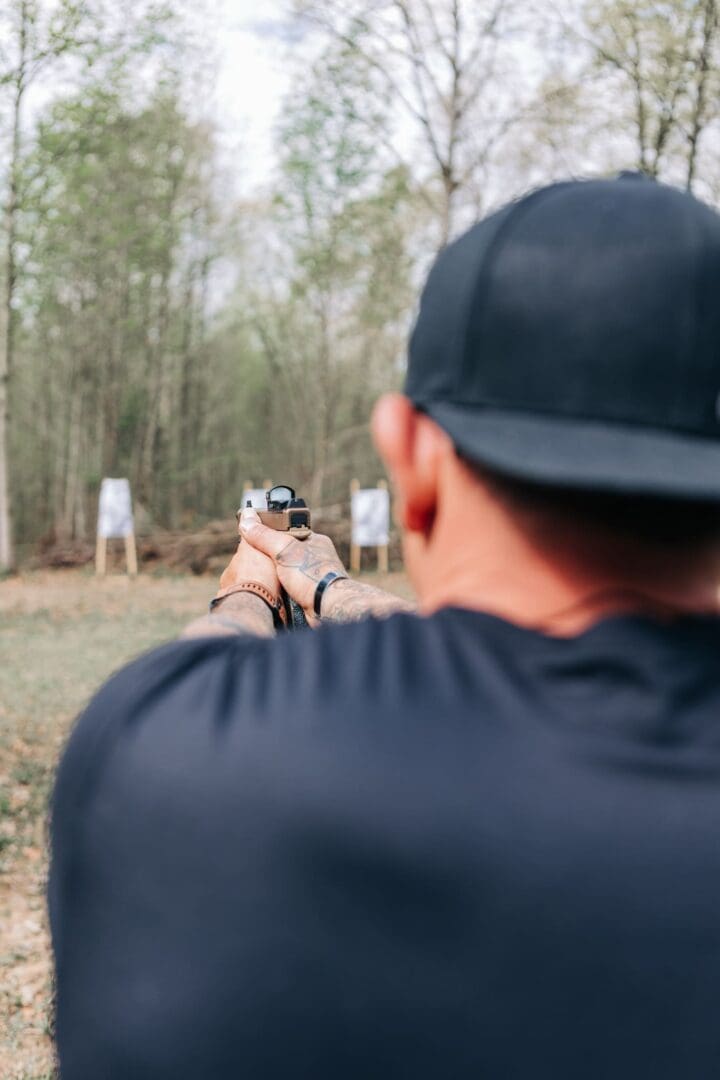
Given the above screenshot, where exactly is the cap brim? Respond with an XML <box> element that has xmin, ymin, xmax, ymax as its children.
<box><xmin>421</xmin><ymin>403</ymin><xmax>720</xmax><ymax>501</ymax></box>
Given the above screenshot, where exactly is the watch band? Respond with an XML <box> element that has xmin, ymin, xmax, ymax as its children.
<box><xmin>210</xmin><ymin>581</ymin><xmax>287</xmax><ymax>628</ymax></box>
<box><xmin>314</xmin><ymin>571</ymin><xmax>349</xmax><ymax>617</ymax></box>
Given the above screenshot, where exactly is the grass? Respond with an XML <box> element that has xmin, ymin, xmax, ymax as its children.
<box><xmin>0</xmin><ymin>567</ymin><xmax>412</xmax><ymax>1076</ymax></box>
<box><xmin>0</xmin><ymin>570</ymin><xmax>213</xmax><ymax>1077</ymax></box>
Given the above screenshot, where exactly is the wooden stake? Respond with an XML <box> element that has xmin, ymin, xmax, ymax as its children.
<box><xmin>377</xmin><ymin>478</ymin><xmax>389</xmax><ymax>574</ymax></box>
<box><xmin>350</xmin><ymin>479</ymin><xmax>361</xmax><ymax>575</ymax></box>
<box><xmin>95</xmin><ymin>535</ymin><xmax>107</xmax><ymax>577</ymax></box>
<box><xmin>124</xmin><ymin>532</ymin><xmax>139</xmax><ymax>577</ymax></box>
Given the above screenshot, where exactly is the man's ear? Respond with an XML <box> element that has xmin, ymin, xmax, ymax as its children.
<box><xmin>371</xmin><ymin>393</ymin><xmax>450</xmax><ymax>537</ymax></box>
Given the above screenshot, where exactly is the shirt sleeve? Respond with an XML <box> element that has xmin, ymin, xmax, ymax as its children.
<box><xmin>49</xmin><ymin>634</ymin><xmax>276</xmax><ymax>1078</ymax></box>
<box><xmin>48</xmin><ymin>617</ymin><xmax>462</xmax><ymax>1080</ymax></box>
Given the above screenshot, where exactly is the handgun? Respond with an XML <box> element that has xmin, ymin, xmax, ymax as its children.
<box><xmin>238</xmin><ymin>484</ymin><xmax>311</xmax><ymax>629</ymax></box>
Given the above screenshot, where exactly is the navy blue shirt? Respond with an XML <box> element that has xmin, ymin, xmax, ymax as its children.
<box><xmin>50</xmin><ymin>609</ymin><xmax>720</xmax><ymax>1078</ymax></box>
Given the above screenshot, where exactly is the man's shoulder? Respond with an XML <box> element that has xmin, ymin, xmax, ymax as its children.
<box><xmin>50</xmin><ymin>614</ymin><xmax>434</xmax><ymax>846</ymax></box>
<box><xmin>54</xmin><ymin>605</ymin><xmax>542</xmax><ymax>827</ymax></box>
<box><xmin>57</xmin><ymin>613</ymin><xmax>428</xmax><ymax>777</ymax></box>
<box><xmin>70</xmin><ymin>605</ymin><xmax>523</xmax><ymax>743</ymax></box>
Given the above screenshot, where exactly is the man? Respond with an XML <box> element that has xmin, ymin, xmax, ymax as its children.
<box><xmin>50</xmin><ymin>174</ymin><xmax>720</xmax><ymax>1078</ymax></box>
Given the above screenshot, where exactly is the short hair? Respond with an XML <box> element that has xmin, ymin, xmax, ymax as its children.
<box><xmin>478</xmin><ymin>466</ymin><xmax>720</xmax><ymax>548</ymax></box>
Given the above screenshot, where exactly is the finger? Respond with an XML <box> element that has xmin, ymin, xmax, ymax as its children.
<box><xmin>239</xmin><ymin>507</ymin><xmax>295</xmax><ymax>560</ymax></box>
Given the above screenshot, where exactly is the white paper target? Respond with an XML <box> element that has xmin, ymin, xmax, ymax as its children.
<box><xmin>352</xmin><ymin>488</ymin><xmax>390</xmax><ymax>547</ymax></box>
<box><xmin>242</xmin><ymin>488</ymin><xmax>268</xmax><ymax>510</ymax></box>
<box><xmin>97</xmin><ymin>478</ymin><xmax>134</xmax><ymax>539</ymax></box>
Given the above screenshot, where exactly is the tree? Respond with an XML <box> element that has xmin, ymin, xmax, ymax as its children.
<box><xmin>237</xmin><ymin>51</ymin><xmax>418</xmax><ymax>508</ymax></box>
<box><xmin>544</xmin><ymin>0</ymin><xmax>720</xmax><ymax>195</ymax></box>
<box><xmin>0</xmin><ymin>0</ymin><xmax>93</xmax><ymax>569</ymax></box>
<box><xmin>0</xmin><ymin>0</ymin><xmax>176</xmax><ymax>570</ymax></box>
<box><xmin>294</xmin><ymin>0</ymin><xmax>523</xmax><ymax>246</ymax></box>
<box><xmin>14</xmin><ymin>82</ymin><xmax>222</xmax><ymax>544</ymax></box>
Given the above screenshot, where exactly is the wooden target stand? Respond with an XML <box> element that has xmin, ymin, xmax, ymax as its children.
<box><xmin>95</xmin><ymin>532</ymin><xmax>138</xmax><ymax>578</ymax></box>
<box><xmin>350</xmin><ymin>478</ymin><xmax>390</xmax><ymax>574</ymax></box>
<box><xmin>95</xmin><ymin>478</ymin><xmax>138</xmax><ymax>578</ymax></box>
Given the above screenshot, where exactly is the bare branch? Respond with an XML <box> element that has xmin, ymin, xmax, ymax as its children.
<box><xmin>686</xmin><ymin>0</ymin><xmax>719</xmax><ymax>188</ymax></box>
<box><xmin>392</xmin><ymin>0</ymin><xmax>448</xmax><ymax>171</ymax></box>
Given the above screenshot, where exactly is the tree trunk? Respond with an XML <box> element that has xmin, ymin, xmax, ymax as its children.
<box><xmin>62</xmin><ymin>390</ymin><xmax>83</xmax><ymax>540</ymax></box>
<box><xmin>0</xmin><ymin>391</ymin><xmax>11</xmax><ymax>569</ymax></box>
<box><xmin>0</xmin><ymin>6</ymin><xmax>28</xmax><ymax>570</ymax></box>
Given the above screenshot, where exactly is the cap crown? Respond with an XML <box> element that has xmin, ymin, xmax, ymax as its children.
<box><xmin>406</xmin><ymin>177</ymin><xmax>720</xmax><ymax>437</ymax></box>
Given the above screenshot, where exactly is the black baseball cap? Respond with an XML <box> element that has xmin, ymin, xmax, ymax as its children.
<box><xmin>405</xmin><ymin>174</ymin><xmax>720</xmax><ymax>500</ymax></box>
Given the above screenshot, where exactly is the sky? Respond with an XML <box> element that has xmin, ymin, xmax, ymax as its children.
<box><xmin>15</xmin><ymin>2</ymin><xmax>298</xmax><ymax>197</ymax></box>
<box><xmin>213</xmin><ymin>0</ymin><xmax>304</xmax><ymax>194</ymax></box>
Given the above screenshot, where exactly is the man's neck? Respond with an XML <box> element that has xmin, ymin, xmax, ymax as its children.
<box><xmin>413</xmin><ymin>484</ymin><xmax>720</xmax><ymax>636</ymax></box>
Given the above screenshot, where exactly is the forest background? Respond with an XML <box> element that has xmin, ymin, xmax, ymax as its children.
<box><xmin>1</xmin><ymin>0</ymin><xmax>720</xmax><ymax>572</ymax></box>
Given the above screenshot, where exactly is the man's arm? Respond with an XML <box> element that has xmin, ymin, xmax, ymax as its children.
<box><xmin>182</xmin><ymin>591</ymin><xmax>275</xmax><ymax>639</ymax></box>
<box><xmin>318</xmin><ymin>576</ymin><xmax>413</xmax><ymax>623</ymax></box>
<box><xmin>182</xmin><ymin>524</ymin><xmax>281</xmax><ymax>638</ymax></box>
<box><xmin>240</xmin><ymin>508</ymin><xmax>414</xmax><ymax>624</ymax></box>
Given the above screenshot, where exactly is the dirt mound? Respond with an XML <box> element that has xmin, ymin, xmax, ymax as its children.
<box><xmin>139</xmin><ymin>519</ymin><xmax>233</xmax><ymax>575</ymax></box>
<box><xmin>32</xmin><ymin>537</ymin><xmax>96</xmax><ymax>569</ymax></box>
<box><xmin>28</xmin><ymin>516</ymin><xmax>402</xmax><ymax>576</ymax></box>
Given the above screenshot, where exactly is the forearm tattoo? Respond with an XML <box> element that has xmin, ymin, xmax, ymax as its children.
<box><xmin>321</xmin><ymin>579</ymin><xmax>415</xmax><ymax>624</ymax></box>
<box><xmin>182</xmin><ymin>592</ymin><xmax>275</xmax><ymax>639</ymax></box>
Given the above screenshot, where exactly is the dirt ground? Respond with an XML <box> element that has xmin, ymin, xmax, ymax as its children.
<box><xmin>0</xmin><ymin>568</ymin><xmax>414</xmax><ymax>1078</ymax></box>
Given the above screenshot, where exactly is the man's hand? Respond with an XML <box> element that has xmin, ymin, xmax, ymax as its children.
<box><xmin>240</xmin><ymin>507</ymin><xmax>415</xmax><ymax>625</ymax></box>
<box><xmin>181</xmin><ymin>527</ymin><xmax>281</xmax><ymax>640</ymax></box>
<box><xmin>218</xmin><ymin>531</ymin><xmax>280</xmax><ymax>598</ymax></box>
<box><xmin>239</xmin><ymin>507</ymin><xmax>345</xmax><ymax>617</ymax></box>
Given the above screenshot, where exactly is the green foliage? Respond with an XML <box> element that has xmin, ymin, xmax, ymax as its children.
<box><xmin>584</xmin><ymin>0</ymin><xmax>720</xmax><ymax>186</ymax></box>
<box><xmin>5</xmin><ymin>0</ymin><xmax>720</xmax><ymax>554</ymax></box>
<box><xmin>239</xmin><ymin>44</ymin><xmax>419</xmax><ymax>506</ymax></box>
<box><xmin>11</xmin><ymin>78</ymin><xmax>231</xmax><ymax>542</ymax></box>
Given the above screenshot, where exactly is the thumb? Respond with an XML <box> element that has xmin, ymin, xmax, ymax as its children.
<box><xmin>239</xmin><ymin>507</ymin><xmax>290</xmax><ymax>559</ymax></box>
